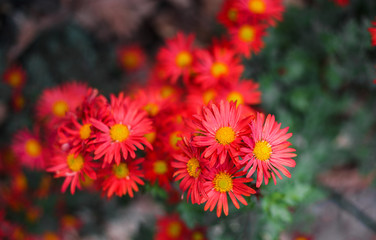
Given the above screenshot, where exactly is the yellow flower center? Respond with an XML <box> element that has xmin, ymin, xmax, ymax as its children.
<box><xmin>67</xmin><ymin>154</ymin><xmax>84</xmax><ymax>172</ymax></box>
<box><xmin>110</xmin><ymin>124</ymin><xmax>130</xmax><ymax>142</ymax></box>
<box><xmin>169</xmin><ymin>131</ymin><xmax>182</xmax><ymax>150</ymax></box>
<box><xmin>227</xmin><ymin>8</ymin><xmax>238</xmax><ymax>22</ymax></box>
<box><xmin>248</xmin><ymin>0</ymin><xmax>266</xmax><ymax>14</ymax></box>
<box><xmin>160</xmin><ymin>85</ymin><xmax>175</xmax><ymax>98</ymax></box>
<box><xmin>227</xmin><ymin>91</ymin><xmax>244</xmax><ymax>106</ymax></box>
<box><xmin>9</xmin><ymin>72</ymin><xmax>22</xmax><ymax>87</ymax></box>
<box><xmin>295</xmin><ymin>237</ymin><xmax>308</xmax><ymax>240</ymax></box>
<box><xmin>213</xmin><ymin>172</ymin><xmax>233</xmax><ymax>193</ymax></box>
<box><xmin>187</xmin><ymin>157</ymin><xmax>201</xmax><ymax>178</ymax></box>
<box><xmin>239</xmin><ymin>25</ymin><xmax>255</xmax><ymax>42</ymax></box>
<box><xmin>52</xmin><ymin>100</ymin><xmax>69</xmax><ymax>117</ymax></box>
<box><xmin>122</xmin><ymin>52</ymin><xmax>139</xmax><ymax>69</ymax></box>
<box><xmin>79</xmin><ymin>123</ymin><xmax>91</xmax><ymax>140</ymax></box>
<box><xmin>253</xmin><ymin>140</ymin><xmax>272</xmax><ymax>161</ymax></box>
<box><xmin>215</xmin><ymin>127</ymin><xmax>235</xmax><ymax>145</ymax></box>
<box><xmin>113</xmin><ymin>163</ymin><xmax>129</xmax><ymax>179</ymax></box>
<box><xmin>192</xmin><ymin>231</ymin><xmax>205</xmax><ymax>240</ymax></box>
<box><xmin>145</xmin><ymin>131</ymin><xmax>156</xmax><ymax>144</ymax></box>
<box><xmin>203</xmin><ymin>89</ymin><xmax>216</xmax><ymax>105</ymax></box>
<box><xmin>25</xmin><ymin>139</ymin><xmax>42</xmax><ymax>157</ymax></box>
<box><xmin>143</xmin><ymin>103</ymin><xmax>159</xmax><ymax>116</ymax></box>
<box><xmin>211</xmin><ymin>62</ymin><xmax>229</xmax><ymax>78</ymax></box>
<box><xmin>167</xmin><ymin>221</ymin><xmax>182</xmax><ymax>238</ymax></box>
<box><xmin>153</xmin><ymin>160</ymin><xmax>168</xmax><ymax>175</ymax></box>
<box><xmin>175</xmin><ymin>51</ymin><xmax>192</xmax><ymax>68</ymax></box>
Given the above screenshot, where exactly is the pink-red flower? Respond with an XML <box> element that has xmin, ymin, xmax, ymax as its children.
<box><xmin>156</xmin><ymin>32</ymin><xmax>196</xmax><ymax>84</ymax></box>
<box><xmin>217</xmin><ymin>0</ymin><xmax>239</xmax><ymax>28</ymax></box>
<box><xmin>219</xmin><ymin>79</ymin><xmax>261</xmax><ymax>107</ymax></box>
<box><xmin>47</xmin><ymin>151</ymin><xmax>97</xmax><ymax>194</ymax></box>
<box><xmin>155</xmin><ymin>214</ymin><xmax>188</xmax><ymax>240</ymax></box>
<box><xmin>192</xmin><ymin>101</ymin><xmax>251</xmax><ymax>167</ymax></box>
<box><xmin>368</xmin><ymin>20</ymin><xmax>376</xmax><ymax>46</ymax></box>
<box><xmin>235</xmin><ymin>0</ymin><xmax>285</xmax><ymax>26</ymax></box>
<box><xmin>193</xmin><ymin>47</ymin><xmax>243</xmax><ymax>89</ymax></box>
<box><xmin>229</xmin><ymin>23</ymin><xmax>266</xmax><ymax>58</ymax></box>
<box><xmin>2</xmin><ymin>65</ymin><xmax>26</xmax><ymax>89</ymax></box>
<box><xmin>101</xmin><ymin>158</ymin><xmax>145</xmax><ymax>198</ymax></box>
<box><xmin>144</xmin><ymin>149</ymin><xmax>173</xmax><ymax>190</ymax></box>
<box><xmin>91</xmin><ymin>93</ymin><xmax>153</xmax><ymax>165</ymax></box>
<box><xmin>202</xmin><ymin>162</ymin><xmax>255</xmax><ymax>217</ymax></box>
<box><xmin>240</xmin><ymin>113</ymin><xmax>296</xmax><ymax>187</ymax></box>
<box><xmin>117</xmin><ymin>44</ymin><xmax>146</xmax><ymax>72</ymax></box>
<box><xmin>172</xmin><ymin>137</ymin><xmax>206</xmax><ymax>204</ymax></box>
<box><xmin>12</xmin><ymin>128</ymin><xmax>45</xmax><ymax>170</ymax></box>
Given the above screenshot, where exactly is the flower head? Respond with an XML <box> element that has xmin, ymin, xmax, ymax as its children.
<box><xmin>2</xmin><ymin>65</ymin><xmax>26</xmax><ymax>89</ymax></box>
<box><xmin>369</xmin><ymin>20</ymin><xmax>376</xmax><ymax>46</ymax></box>
<box><xmin>91</xmin><ymin>93</ymin><xmax>153</xmax><ymax>165</ymax></box>
<box><xmin>192</xmin><ymin>101</ymin><xmax>251</xmax><ymax>167</ymax></box>
<box><xmin>217</xmin><ymin>0</ymin><xmax>239</xmax><ymax>28</ymax></box>
<box><xmin>235</xmin><ymin>0</ymin><xmax>285</xmax><ymax>26</ymax></box>
<box><xmin>240</xmin><ymin>113</ymin><xmax>296</xmax><ymax>187</ymax></box>
<box><xmin>156</xmin><ymin>32</ymin><xmax>196</xmax><ymax>84</ymax></box>
<box><xmin>101</xmin><ymin>158</ymin><xmax>145</xmax><ymax>198</ymax></box>
<box><xmin>117</xmin><ymin>44</ymin><xmax>146</xmax><ymax>72</ymax></box>
<box><xmin>229</xmin><ymin>23</ymin><xmax>266</xmax><ymax>58</ymax></box>
<box><xmin>202</xmin><ymin>162</ymin><xmax>255</xmax><ymax>217</ymax></box>
<box><xmin>155</xmin><ymin>214</ymin><xmax>188</xmax><ymax>240</ymax></box>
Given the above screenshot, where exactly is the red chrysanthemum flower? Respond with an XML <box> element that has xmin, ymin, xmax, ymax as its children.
<box><xmin>12</xmin><ymin>128</ymin><xmax>45</xmax><ymax>170</ymax></box>
<box><xmin>192</xmin><ymin>101</ymin><xmax>251</xmax><ymax>167</ymax></box>
<box><xmin>217</xmin><ymin>0</ymin><xmax>239</xmax><ymax>28</ymax></box>
<box><xmin>235</xmin><ymin>0</ymin><xmax>284</xmax><ymax>26</ymax></box>
<box><xmin>2</xmin><ymin>65</ymin><xmax>26</xmax><ymax>89</ymax></box>
<box><xmin>58</xmin><ymin>116</ymin><xmax>93</xmax><ymax>156</ymax></box>
<box><xmin>36</xmin><ymin>82</ymin><xmax>88</xmax><ymax>125</ymax></box>
<box><xmin>91</xmin><ymin>94</ymin><xmax>153</xmax><ymax>165</ymax></box>
<box><xmin>47</xmin><ymin>151</ymin><xmax>97</xmax><ymax>194</ymax></box>
<box><xmin>144</xmin><ymin>150</ymin><xmax>173</xmax><ymax>190</ymax></box>
<box><xmin>368</xmin><ymin>21</ymin><xmax>376</xmax><ymax>46</ymax></box>
<box><xmin>186</xmin><ymin>87</ymin><xmax>220</xmax><ymax>113</ymax></box>
<box><xmin>155</xmin><ymin>214</ymin><xmax>189</xmax><ymax>240</ymax></box>
<box><xmin>101</xmin><ymin>158</ymin><xmax>144</xmax><ymax>198</ymax></box>
<box><xmin>219</xmin><ymin>79</ymin><xmax>261</xmax><ymax>107</ymax></box>
<box><xmin>157</xmin><ymin>32</ymin><xmax>196</xmax><ymax>84</ymax></box>
<box><xmin>332</xmin><ymin>0</ymin><xmax>349</xmax><ymax>7</ymax></box>
<box><xmin>193</xmin><ymin>47</ymin><xmax>243</xmax><ymax>89</ymax></box>
<box><xmin>229</xmin><ymin>23</ymin><xmax>266</xmax><ymax>58</ymax></box>
<box><xmin>240</xmin><ymin>113</ymin><xmax>297</xmax><ymax>187</ymax></box>
<box><xmin>202</xmin><ymin>162</ymin><xmax>255</xmax><ymax>217</ymax></box>
<box><xmin>188</xmin><ymin>226</ymin><xmax>207</xmax><ymax>240</ymax></box>
<box><xmin>172</xmin><ymin>137</ymin><xmax>206</xmax><ymax>204</ymax></box>
<box><xmin>117</xmin><ymin>44</ymin><xmax>146</xmax><ymax>72</ymax></box>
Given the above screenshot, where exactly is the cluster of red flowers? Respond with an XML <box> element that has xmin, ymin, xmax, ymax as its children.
<box><xmin>2</xmin><ymin>65</ymin><xmax>27</xmax><ymax>111</ymax></box>
<box><xmin>9</xmin><ymin>0</ymin><xmax>296</xmax><ymax>219</ymax></box>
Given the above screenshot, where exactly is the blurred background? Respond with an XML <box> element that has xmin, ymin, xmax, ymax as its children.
<box><xmin>0</xmin><ymin>0</ymin><xmax>376</xmax><ymax>239</ymax></box>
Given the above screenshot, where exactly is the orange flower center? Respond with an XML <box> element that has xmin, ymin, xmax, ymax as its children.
<box><xmin>169</xmin><ymin>131</ymin><xmax>182</xmax><ymax>150</ymax></box>
<box><xmin>122</xmin><ymin>52</ymin><xmax>139</xmax><ymax>70</ymax></box>
<box><xmin>153</xmin><ymin>160</ymin><xmax>168</xmax><ymax>175</ymax></box>
<box><xmin>143</xmin><ymin>103</ymin><xmax>159</xmax><ymax>116</ymax></box>
<box><xmin>175</xmin><ymin>51</ymin><xmax>192</xmax><ymax>68</ymax></box>
<box><xmin>248</xmin><ymin>0</ymin><xmax>266</xmax><ymax>14</ymax></box>
<box><xmin>187</xmin><ymin>157</ymin><xmax>201</xmax><ymax>178</ymax></box>
<box><xmin>295</xmin><ymin>237</ymin><xmax>309</xmax><ymax>240</ymax></box>
<box><xmin>145</xmin><ymin>131</ymin><xmax>157</xmax><ymax>144</ymax></box>
<box><xmin>43</xmin><ymin>232</ymin><xmax>59</xmax><ymax>240</ymax></box>
<box><xmin>203</xmin><ymin>89</ymin><xmax>216</xmax><ymax>105</ymax></box>
<box><xmin>167</xmin><ymin>221</ymin><xmax>182</xmax><ymax>238</ymax></box>
<box><xmin>113</xmin><ymin>163</ymin><xmax>129</xmax><ymax>178</ymax></box>
<box><xmin>52</xmin><ymin>100</ymin><xmax>69</xmax><ymax>117</ymax></box>
<box><xmin>79</xmin><ymin>123</ymin><xmax>91</xmax><ymax>140</ymax></box>
<box><xmin>213</xmin><ymin>172</ymin><xmax>233</xmax><ymax>193</ymax></box>
<box><xmin>160</xmin><ymin>85</ymin><xmax>175</xmax><ymax>98</ymax></box>
<box><xmin>211</xmin><ymin>62</ymin><xmax>229</xmax><ymax>78</ymax></box>
<box><xmin>192</xmin><ymin>231</ymin><xmax>205</xmax><ymax>240</ymax></box>
<box><xmin>227</xmin><ymin>91</ymin><xmax>244</xmax><ymax>106</ymax></box>
<box><xmin>9</xmin><ymin>72</ymin><xmax>22</xmax><ymax>87</ymax></box>
<box><xmin>239</xmin><ymin>25</ymin><xmax>255</xmax><ymax>42</ymax></box>
<box><xmin>253</xmin><ymin>140</ymin><xmax>272</xmax><ymax>161</ymax></box>
<box><xmin>25</xmin><ymin>139</ymin><xmax>42</xmax><ymax>157</ymax></box>
<box><xmin>67</xmin><ymin>154</ymin><xmax>84</xmax><ymax>172</ymax></box>
<box><xmin>110</xmin><ymin>124</ymin><xmax>129</xmax><ymax>142</ymax></box>
<box><xmin>215</xmin><ymin>127</ymin><xmax>235</xmax><ymax>145</ymax></box>
<box><xmin>227</xmin><ymin>8</ymin><xmax>238</xmax><ymax>22</ymax></box>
